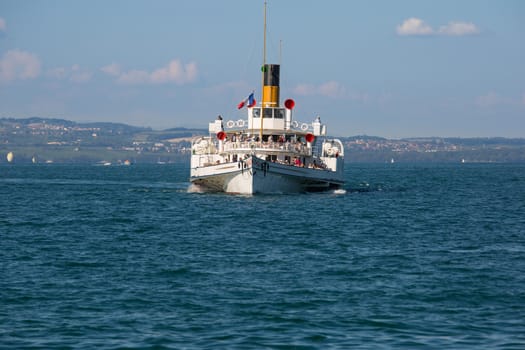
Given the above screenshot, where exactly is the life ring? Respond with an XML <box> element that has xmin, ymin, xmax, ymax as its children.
<box><xmin>301</xmin><ymin>123</ymin><xmax>308</xmax><ymax>131</ymax></box>
<box><xmin>291</xmin><ymin>121</ymin><xmax>299</xmax><ymax>128</ymax></box>
<box><xmin>236</xmin><ymin>119</ymin><xmax>245</xmax><ymax>128</ymax></box>
<box><xmin>326</xmin><ymin>148</ymin><xmax>334</xmax><ymax>156</ymax></box>
<box><xmin>226</xmin><ymin>120</ymin><xmax>235</xmax><ymax>128</ymax></box>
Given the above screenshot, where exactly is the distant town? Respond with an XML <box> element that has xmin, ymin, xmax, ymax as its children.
<box><xmin>1</xmin><ymin>117</ymin><xmax>525</xmax><ymax>164</ymax></box>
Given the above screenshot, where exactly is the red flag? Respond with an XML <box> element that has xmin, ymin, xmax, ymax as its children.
<box><xmin>237</xmin><ymin>100</ymin><xmax>246</xmax><ymax>109</ymax></box>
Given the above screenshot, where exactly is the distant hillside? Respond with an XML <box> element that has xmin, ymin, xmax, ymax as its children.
<box><xmin>0</xmin><ymin>117</ymin><xmax>206</xmax><ymax>164</ymax></box>
<box><xmin>339</xmin><ymin>135</ymin><xmax>525</xmax><ymax>163</ymax></box>
<box><xmin>1</xmin><ymin>117</ymin><xmax>524</xmax><ymax>164</ymax></box>
<box><xmin>1</xmin><ymin>117</ymin><xmax>153</xmax><ymax>135</ymax></box>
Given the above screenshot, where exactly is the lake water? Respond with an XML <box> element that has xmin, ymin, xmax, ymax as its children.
<box><xmin>1</xmin><ymin>163</ymin><xmax>524</xmax><ymax>349</ymax></box>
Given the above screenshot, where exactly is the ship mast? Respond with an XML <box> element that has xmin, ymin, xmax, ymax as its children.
<box><xmin>263</xmin><ymin>2</ymin><xmax>267</xmax><ymax>66</ymax></box>
<box><xmin>260</xmin><ymin>1</ymin><xmax>267</xmax><ymax>140</ymax></box>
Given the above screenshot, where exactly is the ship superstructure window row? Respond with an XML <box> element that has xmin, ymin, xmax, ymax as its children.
<box><xmin>252</xmin><ymin>108</ymin><xmax>285</xmax><ymax>119</ymax></box>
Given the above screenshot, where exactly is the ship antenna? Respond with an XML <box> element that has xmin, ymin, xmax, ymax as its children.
<box><xmin>279</xmin><ymin>39</ymin><xmax>282</xmax><ymax>65</ymax></box>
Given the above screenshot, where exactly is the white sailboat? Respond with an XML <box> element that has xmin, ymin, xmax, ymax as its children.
<box><xmin>189</xmin><ymin>4</ymin><xmax>344</xmax><ymax>194</ymax></box>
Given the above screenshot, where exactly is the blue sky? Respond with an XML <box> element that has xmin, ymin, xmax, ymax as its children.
<box><xmin>0</xmin><ymin>0</ymin><xmax>524</xmax><ymax>138</ymax></box>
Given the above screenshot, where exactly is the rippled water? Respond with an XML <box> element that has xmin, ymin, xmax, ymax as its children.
<box><xmin>1</xmin><ymin>163</ymin><xmax>524</xmax><ymax>349</ymax></box>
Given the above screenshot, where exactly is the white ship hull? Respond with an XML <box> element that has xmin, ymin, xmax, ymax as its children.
<box><xmin>190</xmin><ymin>155</ymin><xmax>344</xmax><ymax>194</ymax></box>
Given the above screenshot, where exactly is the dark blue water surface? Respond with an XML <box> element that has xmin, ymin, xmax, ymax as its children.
<box><xmin>1</xmin><ymin>163</ymin><xmax>524</xmax><ymax>349</ymax></box>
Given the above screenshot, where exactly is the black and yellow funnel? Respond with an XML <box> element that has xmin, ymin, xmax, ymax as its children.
<box><xmin>262</xmin><ymin>64</ymin><xmax>280</xmax><ymax>108</ymax></box>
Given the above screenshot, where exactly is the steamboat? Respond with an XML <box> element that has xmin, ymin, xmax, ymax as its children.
<box><xmin>189</xmin><ymin>6</ymin><xmax>344</xmax><ymax>194</ymax></box>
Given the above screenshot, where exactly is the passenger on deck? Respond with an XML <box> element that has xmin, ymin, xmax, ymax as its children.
<box><xmin>217</xmin><ymin>115</ymin><xmax>223</xmax><ymax>130</ymax></box>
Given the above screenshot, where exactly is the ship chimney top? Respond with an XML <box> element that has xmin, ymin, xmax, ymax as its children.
<box><xmin>261</xmin><ymin>64</ymin><xmax>280</xmax><ymax>108</ymax></box>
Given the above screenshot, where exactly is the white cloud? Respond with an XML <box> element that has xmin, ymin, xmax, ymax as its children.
<box><xmin>47</xmin><ymin>67</ymin><xmax>68</xmax><ymax>79</ymax></box>
<box><xmin>397</xmin><ymin>18</ymin><xmax>480</xmax><ymax>36</ymax></box>
<box><xmin>397</xmin><ymin>18</ymin><xmax>434</xmax><ymax>36</ymax></box>
<box><xmin>0</xmin><ymin>17</ymin><xmax>6</xmax><ymax>32</ymax></box>
<box><xmin>293</xmin><ymin>83</ymin><xmax>317</xmax><ymax>96</ymax></box>
<box><xmin>293</xmin><ymin>81</ymin><xmax>369</xmax><ymax>102</ymax></box>
<box><xmin>293</xmin><ymin>81</ymin><xmax>346</xmax><ymax>98</ymax></box>
<box><xmin>70</xmin><ymin>64</ymin><xmax>92</xmax><ymax>82</ymax></box>
<box><xmin>0</xmin><ymin>49</ymin><xmax>41</xmax><ymax>83</ymax></box>
<box><xmin>438</xmin><ymin>21</ymin><xmax>479</xmax><ymax>36</ymax></box>
<box><xmin>109</xmin><ymin>59</ymin><xmax>198</xmax><ymax>85</ymax></box>
<box><xmin>318</xmin><ymin>81</ymin><xmax>346</xmax><ymax>98</ymax></box>
<box><xmin>475</xmin><ymin>91</ymin><xmax>501</xmax><ymax>107</ymax></box>
<box><xmin>475</xmin><ymin>91</ymin><xmax>521</xmax><ymax>107</ymax></box>
<box><xmin>46</xmin><ymin>64</ymin><xmax>92</xmax><ymax>83</ymax></box>
<box><xmin>117</xmin><ymin>69</ymin><xmax>150</xmax><ymax>84</ymax></box>
<box><xmin>150</xmin><ymin>60</ymin><xmax>197</xmax><ymax>84</ymax></box>
<box><xmin>100</xmin><ymin>63</ymin><xmax>121</xmax><ymax>77</ymax></box>
<box><xmin>70</xmin><ymin>72</ymin><xmax>92</xmax><ymax>83</ymax></box>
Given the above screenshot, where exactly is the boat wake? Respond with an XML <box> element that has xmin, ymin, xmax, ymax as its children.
<box><xmin>187</xmin><ymin>183</ymin><xmax>207</xmax><ymax>193</ymax></box>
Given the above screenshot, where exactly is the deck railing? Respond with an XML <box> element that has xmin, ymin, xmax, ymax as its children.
<box><xmin>223</xmin><ymin>141</ymin><xmax>312</xmax><ymax>156</ymax></box>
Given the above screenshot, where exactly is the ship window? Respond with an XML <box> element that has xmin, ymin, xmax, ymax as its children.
<box><xmin>253</xmin><ymin>108</ymin><xmax>260</xmax><ymax>118</ymax></box>
<box><xmin>263</xmin><ymin>108</ymin><xmax>273</xmax><ymax>118</ymax></box>
<box><xmin>275</xmin><ymin>109</ymin><xmax>285</xmax><ymax>119</ymax></box>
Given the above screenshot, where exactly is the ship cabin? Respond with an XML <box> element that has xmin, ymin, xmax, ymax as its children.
<box><xmin>202</xmin><ymin>107</ymin><xmax>338</xmax><ymax>170</ymax></box>
<box><xmin>192</xmin><ymin>61</ymin><xmax>343</xmax><ymax>171</ymax></box>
